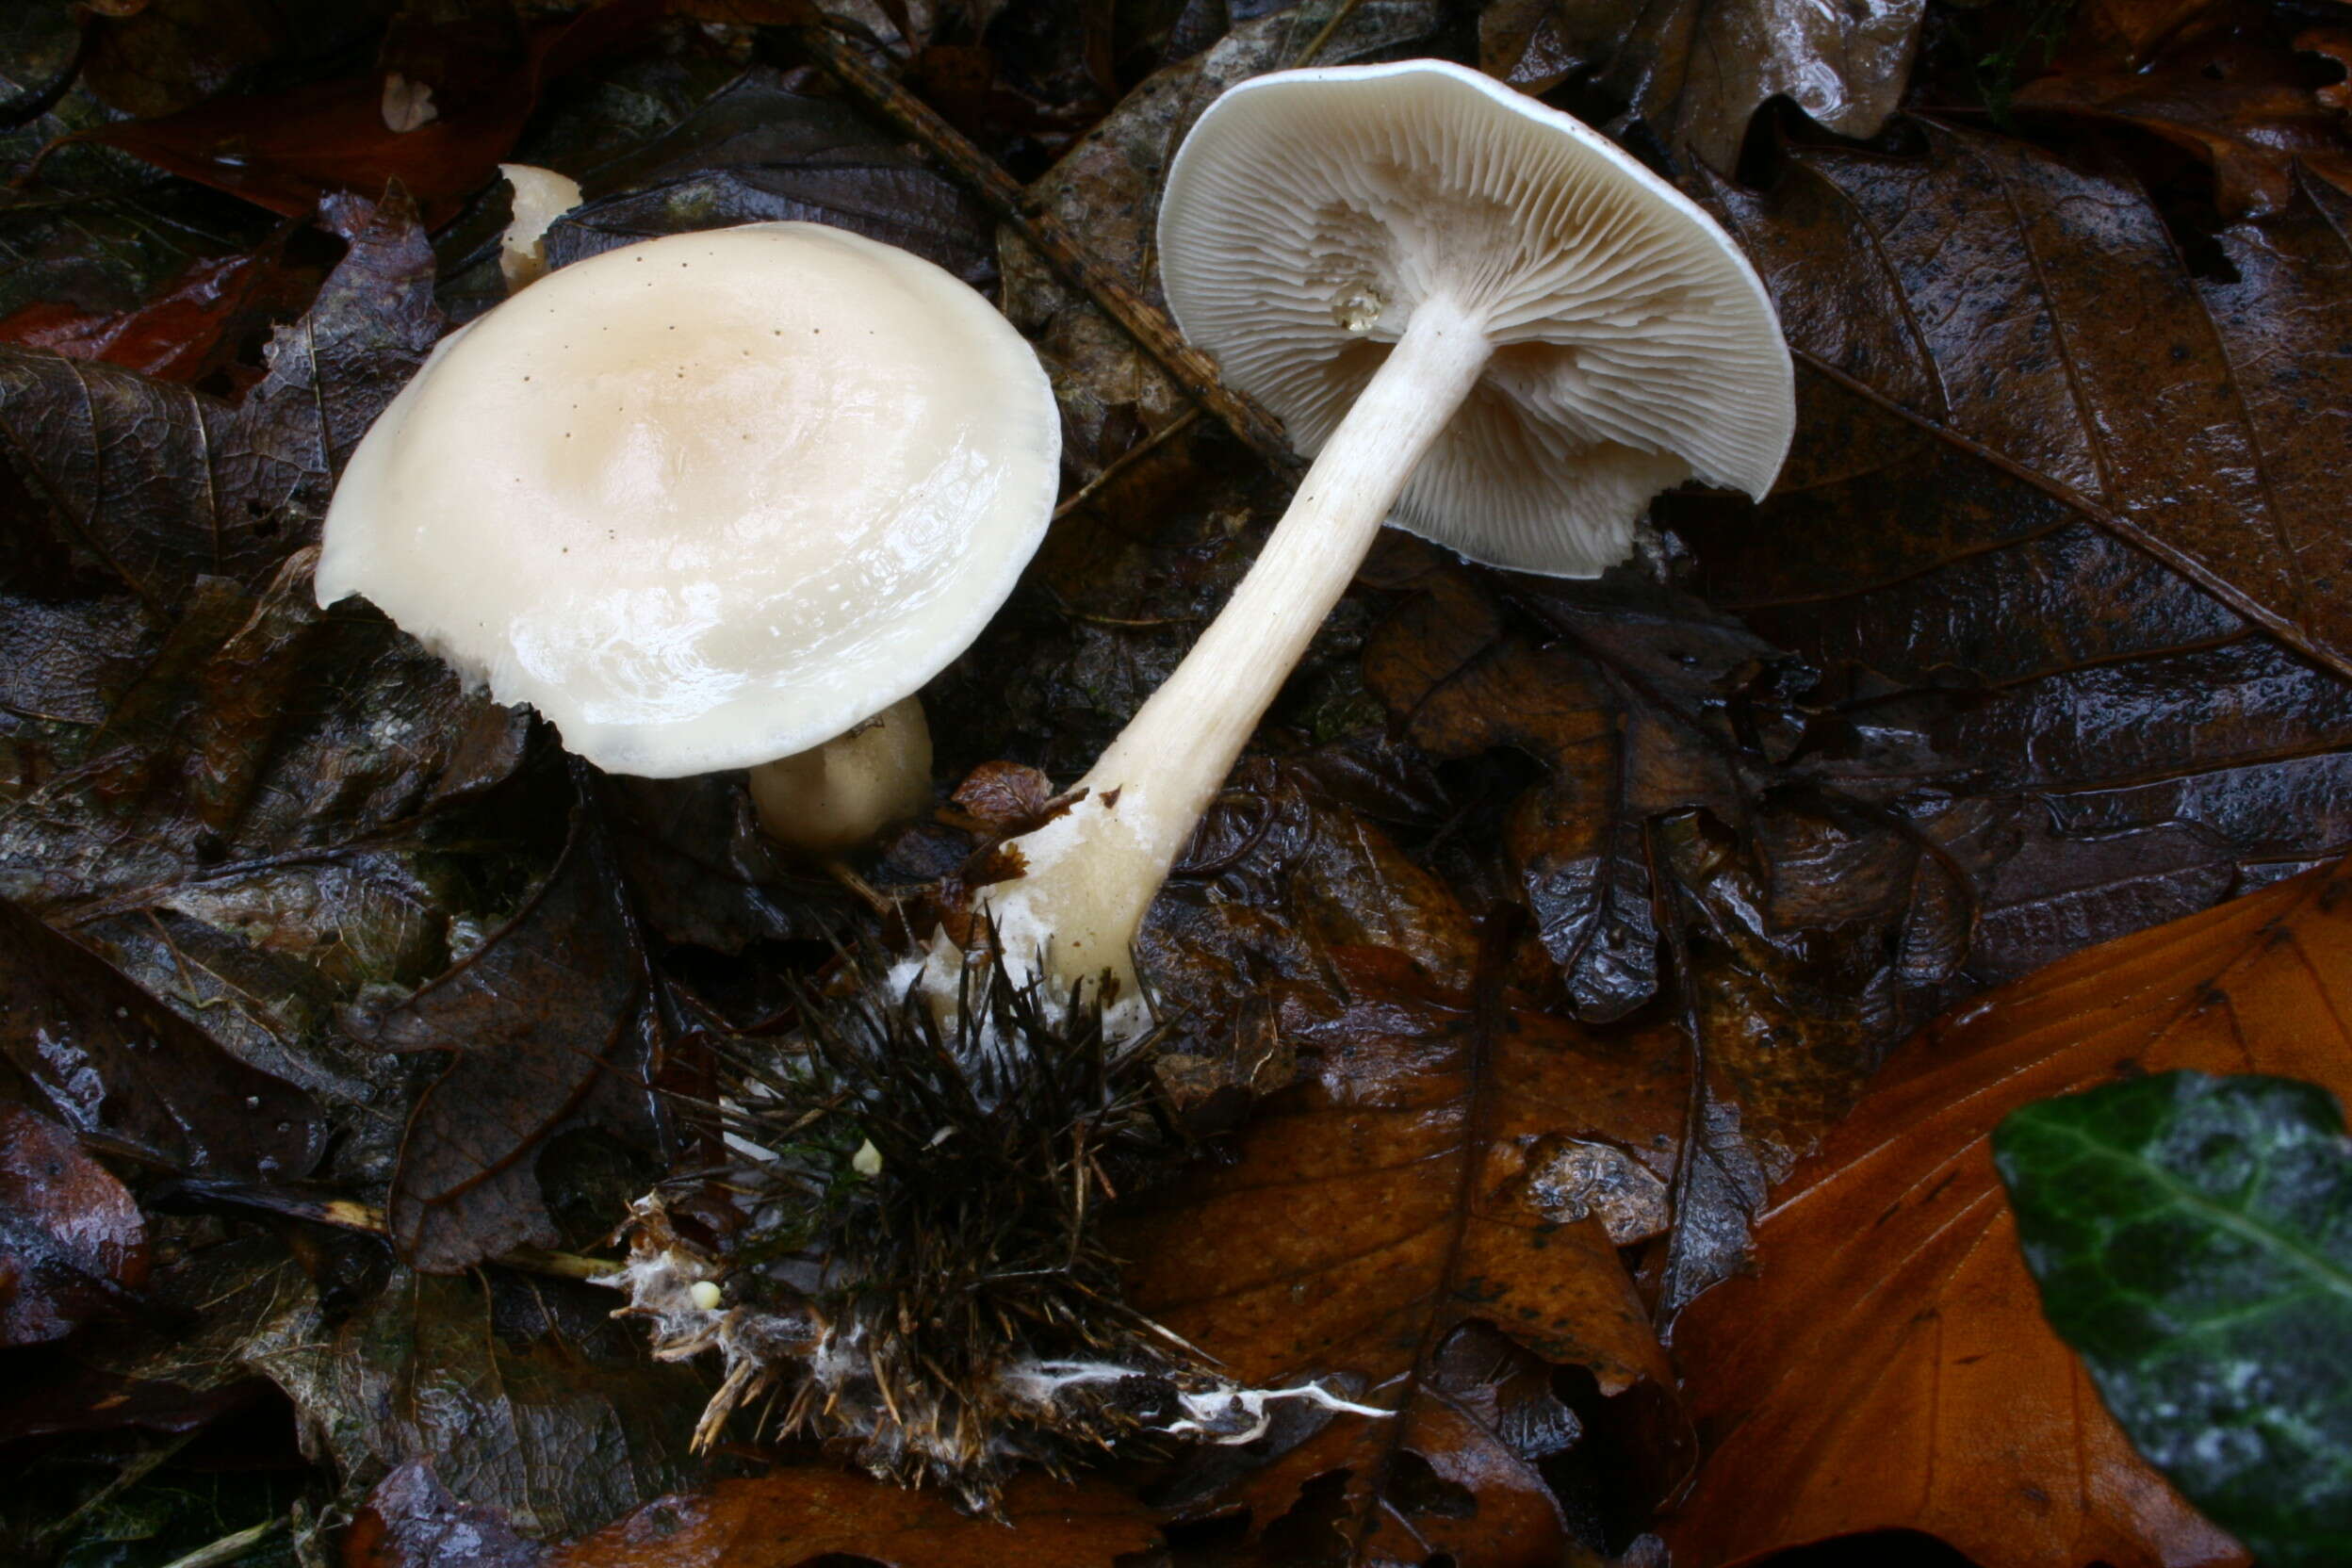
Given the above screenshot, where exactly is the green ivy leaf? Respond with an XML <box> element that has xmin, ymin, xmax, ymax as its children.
<box><xmin>1994</xmin><ymin>1070</ymin><xmax>2352</xmax><ymax>1566</ymax></box>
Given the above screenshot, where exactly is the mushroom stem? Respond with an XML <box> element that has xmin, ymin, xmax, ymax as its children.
<box><xmin>981</xmin><ymin>295</ymin><xmax>1493</xmax><ymax>1004</ymax></box>
<box><xmin>749</xmin><ymin>694</ymin><xmax>935</xmax><ymax>857</ymax></box>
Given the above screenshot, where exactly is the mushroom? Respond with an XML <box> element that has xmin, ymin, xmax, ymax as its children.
<box><xmin>962</xmin><ymin>59</ymin><xmax>1794</xmax><ymax>1018</ymax></box>
<box><xmin>496</xmin><ymin>163</ymin><xmax>582</xmax><ymax>292</ymax></box>
<box><xmin>316</xmin><ymin>221</ymin><xmax>1058</xmax><ymax>850</ymax></box>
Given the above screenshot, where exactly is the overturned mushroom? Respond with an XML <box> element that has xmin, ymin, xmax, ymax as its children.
<box><xmin>967</xmin><ymin>59</ymin><xmax>1795</xmax><ymax>1015</ymax></box>
<box><xmin>316</xmin><ymin>220</ymin><xmax>1058</xmax><ymax>849</ymax></box>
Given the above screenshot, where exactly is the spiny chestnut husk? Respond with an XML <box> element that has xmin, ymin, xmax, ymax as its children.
<box><xmin>606</xmin><ymin>942</ymin><xmax>1279</xmax><ymax>1509</ymax></box>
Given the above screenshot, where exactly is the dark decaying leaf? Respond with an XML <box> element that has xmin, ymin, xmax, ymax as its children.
<box><xmin>0</xmin><ymin>546</ymin><xmax>528</xmax><ymax>1109</ymax></box>
<box><xmin>1363</xmin><ymin>566</ymin><xmax>1664</xmax><ymax>1024</ymax></box>
<box><xmin>274</xmin><ymin>1267</ymin><xmax>707</xmax><ymax>1544</ymax></box>
<box><xmin>351</xmin><ymin>799</ymin><xmax>669</xmax><ymax>1274</ymax></box>
<box><xmin>346</xmin><ymin>1461</ymin><xmax>547</xmax><ymax>1568</ymax></box>
<box><xmin>64</xmin><ymin>1</ymin><xmax>654</xmax><ymax>226</ymax></box>
<box><xmin>1660</xmin><ymin>130</ymin><xmax>2352</xmax><ymax>1003</ymax></box>
<box><xmin>545</xmin><ymin>66</ymin><xmax>999</xmax><ymax>288</ymax></box>
<box><xmin>0</xmin><ymin>1102</ymin><xmax>146</xmax><ymax>1347</ymax></box>
<box><xmin>1699</xmin><ymin>121</ymin><xmax>2352</xmax><ymax>684</ymax></box>
<box><xmin>0</xmin><ymin>893</ymin><xmax>320</xmax><ymax>1178</ymax></box>
<box><xmin>547</xmin><ymin>1469</ymin><xmax>1161</xmax><ymax>1568</ymax></box>
<box><xmin>603</xmin><ymin>774</ymin><xmax>841</xmax><ymax>956</ymax></box>
<box><xmin>2</xmin><ymin>1232</ymin><xmax>308</xmax><ymax>1446</ymax></box>
<box><xmin>2014</xmin><ymin>32</ymin><xmax>2352</xmax><ymax>220</ymax></box>
<box><xmin>0</xmin><ymin>188</ymin><xmax>439</xmax><ymax>606</ymax></box>
<box><xmin>0</xmin><ymin>190</ymin><xmax>533</xmax><ymax>1115</ymax></box>
<box><xmin>0</xmin><ymin>71</ymin><xmax>289</xmax><ymax>369</ymax></box>
<box><xmin>1120</xmin><ymin>947</ymin><xmax>1682</xmax><ymax>1566</ymax></box>
<box><xmin>1478</xmin><ymin>0</ymin><xmax>1930</xmax><ymax>172</ymax></box>
<box><xmin>75</xmin><ymin>0</ymin><xmax>382</xmax><ymax>122</ymax></box>
<box><xmin>1998</xmin><ymin>1070</ymin><xmax>2352</xmax><ymax>1568</ymax></box>
<box><xmin>1660</xmin><ymin>858</ymin><xmax>2352</xmax><ymax>1564</ymax></box>
<box><xmin>0</xmin><ymin>5</ymin><xmax>81</xmax><ymax>125</ymax></box>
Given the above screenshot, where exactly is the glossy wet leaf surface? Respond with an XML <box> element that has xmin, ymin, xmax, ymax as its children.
<box><xmin>1666</xmin><ymin>857</ymin><xmax>2352</xmax><ymax>1566</ymax></box>
<box><xmin>0</xmin><ymin>1102</ymin><xmax>146</xmax><ymax>1347</ymax></box>
<box><xmin>0</xmin><ymin>2</ymin><xmax>2346</xmax><ymax>1565</ymax></box>
<box><xmin>1997</xmin><ymin>1071</ymin><xmax>2352</xmax><ymax>1568</ymax></box>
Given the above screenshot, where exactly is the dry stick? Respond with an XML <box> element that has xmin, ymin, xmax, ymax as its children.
<box><xmin>1053</xmin><ymin>405</ymin><xmax>1201</xmax><ymax>521</ymax></box>
<box><xmin>1289</xmin><ymin>0</ymin><xmax>1369</xmax><ymax>66</ymax></box>
<box><xmin>786</xmin><ymin>24</ymin><xmax>1301</xmax><ymax>476</ymax></box>
<box><xmin>156</xmin><ymin>1518</ymin><xmax>283</xmax><ymax>1568</ymax></box>
<box><xmin>172</xmin><ymin>1183</ymin><xmax>619</xmax><ymax>1280</ymax></box>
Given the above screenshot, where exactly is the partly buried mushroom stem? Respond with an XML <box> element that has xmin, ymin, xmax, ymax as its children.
<box><xmin>975</xmin><ymin>294</ymin><xmax>1493</xmax><ymax>1011</ymax></box>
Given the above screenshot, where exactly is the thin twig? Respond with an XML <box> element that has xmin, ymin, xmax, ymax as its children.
<box><xmin>157</xmin><ymin>1517</ymin><xmax>283</xmax><ymax>1568</ymax></box>
<box><xmin>161</xmin><ymin>1181</ymin><xmax>619</xmax><ymax>1280</ymax></box>
<box><xmin>787</xmin><ymin>24</ymin><xmax>1301</xmax><ymax>474</ymax></box>
<box><xmin>35</xmin><ymin>1434</ymin><xmax>196</xmax><ymax>1549</ymax></box>
<box><xmin>823</xmin><ymin>857</ymin><xmax>894</xmax><ymax>917</ymax></box>
<box><xmin>1053</xmin><ymin>405</ymin><xmax>1201</xmax><ymax>520</ymax></box>
<box><xmin>1291</xmin><ymin>0</ymin><xmax>1369</xmax><ymax>65</ymax></box>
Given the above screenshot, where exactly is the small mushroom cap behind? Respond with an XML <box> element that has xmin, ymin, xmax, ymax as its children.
<box><xmin>1156</xmin><ymin>60</ymin><xmax>1793</xmax><ymax>578</ymax></box>
<box><xmin>316</xmin><ymin>222</ymin><xmax>1058</xmax><ymax>778</ymax></box>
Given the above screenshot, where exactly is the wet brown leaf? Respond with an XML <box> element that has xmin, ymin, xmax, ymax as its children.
<box><xmin>1364</xmin><ymin>563</ymin><xmax>1745</xmax><ymax>1025</ymax></box>
<box><xmin>1701</xmin><ymin>120</ymin><xmax>2352</xmax><ymax>682</ymax></box>
<box><xmin>604</xmin><ymin>775</ymin><xmax>840</xmax><ymax>956</ymax></box>
<box><xmin>0</xmin><ymin>192</ymin><xmax>531</xmax><ymax>1110</ymax></box>
<box><xmin>2069</xmin><ymin>0</ymin><xmax>2235</xmax><ymax>65</ymax></box>
<box><xmin>1360</xmin><ymin>548</ymin><xmax>1968</xmax><ymax>1308</ymax></box>
<box><xmin>1121</xmin><ymin>944</ymin><xmax>1683</xmax><ymax>1565</ymax></box>
<box><xmin>1666</xmin><ymin>122</ymin><xmax>2352</xmax><ymax>999</ymax></box>
<box><xmin>78</xmin><ymin>0</ymin><xmax>348</xmax><ymax>121</ymax></box>
<box><xmin>547</xmin><ymin>1469</ymin><xmax>1161</xmax><ymax>1568</ymax></box>
<box><xmin>2015</xmin><ymin>31</ymin><xmax>2352</xmax><ymax>218</ymax></box>
<box><xmin>0</xmin><ymin>1102</ymin><xmax>146</xmax><ymax>1346</ymax></box>
<box><xmin>1127</xmin><ymin>784</ymin><xmax>1688</xmax><ymax>1565</ymax></box>
<box><xmin>1478</xmin><ymin>0</ymin><xmax>1929</xmax><ymax>172</ymax></box>
<box><xmin>1658</xmin><ymin>858</ymin><xmax>2352</xmax><ymax>1564</ymax></box>
<box><xmin>351</xmin><ymin>801</ymin><xmax>668</xmax><ymax>1274</ymax></box>
<box><xmin>2</xmin><ymin>1232</ymin><xmax>309</xmax><ymax>1447</ymax></box>
<box><xmin>0</xmin><ymin>547</ymin><xmax>528</xmax><ymax>1107</ymax></box>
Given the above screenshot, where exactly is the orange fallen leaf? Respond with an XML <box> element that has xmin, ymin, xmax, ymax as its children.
<box><xmin>543</xmin><ymin>1469</ymin><xmax>1160</xmax><ymax>1568</ymax></box>
<box><xmin>1659</xmin><ymin>859</ymin><xmax>2352</xmax><ymax>1564</ymax></box>
<box><xmin>1119</xmin><ymin>943</ymin><xmax>1686</xmax><ymax>1563</ymax></box>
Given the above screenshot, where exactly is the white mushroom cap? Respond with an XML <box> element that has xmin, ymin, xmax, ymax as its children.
<box><xmin>316</xmin><ymin>221</ymin><xmax>1058</xmax><ymax>777</ymax></box>
<box><xmin>1156</xmin><ymin>59</ymin><xmax>1793</xmax><ymax>578</ymax></box>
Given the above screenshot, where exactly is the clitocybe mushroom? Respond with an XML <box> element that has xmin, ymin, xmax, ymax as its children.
<box><xmin>316</xmin><ymin>221</ymin><xmax>1057</xmax><ymax>847</ymax></box>
<box><xmin>968</xmin><ymin>59</ymin><xmax>1794</xmax><ymax>1015</ymax></box>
